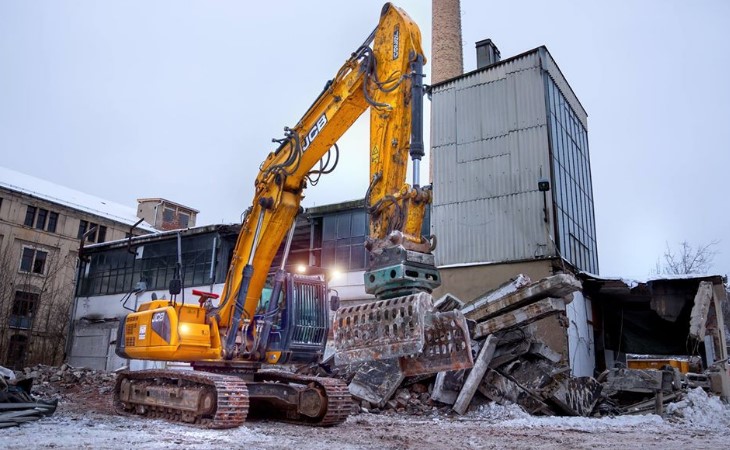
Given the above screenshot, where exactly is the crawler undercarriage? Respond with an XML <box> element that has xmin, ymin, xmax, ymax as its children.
<box><xmin>114</xmin><ymin>363</ymin><xmax>351</xmax><ymax>429</ymax></box>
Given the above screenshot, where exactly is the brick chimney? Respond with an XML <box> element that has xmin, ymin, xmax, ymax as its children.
<box><xmin>431</xmin><ymin>0</ymin><xmax>464</xmax><ymax>85</ymax></box>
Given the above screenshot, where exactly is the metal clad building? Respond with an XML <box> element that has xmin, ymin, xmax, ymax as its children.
<box><xmin>431</xmin><ymin>46</ymin><xmax>598</xmax><ymax>276</ymax></box>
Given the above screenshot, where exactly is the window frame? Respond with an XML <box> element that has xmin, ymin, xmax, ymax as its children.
<box><xmin>19</xmin><ymin>246</ymin><xmax>50</xmax><ymax>275</ymax></box>
<box><xmin>9</xmin><ymin>290</ymin><xmax>40</xmax><ymax>330</ymax></box>
<box><xmin>24</xmin><ymin>206</ymin><xmax>37</xmax><ymax>227</ymax></box>
<box><xmin>47</xmin><ymin>212</ymin><xmax>59</xmax><ymax>233</ymax></box>
<box><xmin>35</xmin><ymin>208</ymin><xmax>48</xmax><ymax>230</ymax></box>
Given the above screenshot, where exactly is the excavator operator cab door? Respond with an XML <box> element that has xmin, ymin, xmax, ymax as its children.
<box><xmin>254</xmin><ymin>273</ymin><xmax>330</xmax><ymax>365</ymax></box>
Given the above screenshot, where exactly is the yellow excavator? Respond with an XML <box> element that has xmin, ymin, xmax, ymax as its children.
<box><xmin>113</xmin><ymin>3</ymin><xmax>472</xmax><ymax>428</ymax></box>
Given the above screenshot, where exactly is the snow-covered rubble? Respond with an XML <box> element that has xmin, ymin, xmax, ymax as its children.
<box><xmin>667</xmin><ymin>387</ymin><xmax>730</xmax><ymax>430</ymax></box>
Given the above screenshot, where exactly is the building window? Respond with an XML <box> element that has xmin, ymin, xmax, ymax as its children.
<box><xmin>24</xmin><ymin>205</ymin><xmax>60</xmax><ymax>233</ymax></box>
<box><xmin>78</xmin><ymin>220</ymin><xmax>106</xmax><ymax>243</ymax></box>
<box><xmin>47</xmin><ymin>212</ymin><xmax>59</xmax><ymax>233</ymax></box>
<box><xmin>163</xmin><ymin>208</ymin><xmax>175</xmax><ymax>223</ymax></box>
<box><xmin>20</xmin><ymin>247</ymin><xmax>48</xmax><ymax>274</ymax></box>
<box><xmin>78</xmin><ymin>233</ymin><xmax>218</xmax><ymax>297</ymax></box>
<box><xmin>321</xmin><ymin>210</ymin><xmax>367</xmax><ymax>271</ymax></box>
<box><xmin>545</xmin><ymin>74</ymin><xmax>598</xmax><ymax>274</ymax></box>
<box><xmin>24</xmin><ymin>206</ymin><xmax>37</xmax><ymax>227</ymax></box>
<box><xmin>97</xmin><ymin>225</ymin><xmax>107</xmax><ymax>243</ymax></box>
<box><xmin>9</xmin><ymin>291</ymin><xmax>39</xmax><ymax>329</ymax></box>
<box><xmin>78</xmin><ymin>220</ymin><xmax>88</xmax><ymax>239</ymax></box>
<box><xmin>179</xmin><ymin>212</ymin><xmax>189</xmax><ymax>228</ymax></box>
<box><xmin>35</xmin><ymin>208</ymin><xmax>48</xmax><ymax>230</ymax></box>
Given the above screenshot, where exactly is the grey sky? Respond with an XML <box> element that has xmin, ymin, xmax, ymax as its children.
<box><xmin>1</xmin><ymin>1</ymin><xmax>728</xmax><ymax>278</ymax></box>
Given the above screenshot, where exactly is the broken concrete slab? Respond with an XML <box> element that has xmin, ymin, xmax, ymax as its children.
<box><xmin>501</xmin><ymin>358</ymin><xmax>566</xmax><ymax>396</ymax></box>
<box><xmin>489</xmin><ymin>336</ymin><xmax>532</xmax><ymax>368</ymax></box>
<box><xmin>464</xmin><ymin>274</ymin><xmax>580</xmax><ymax>323</ymax></box>
<box><xmin>348</xmin><ymin>359</ymin><xmax>404</xmax><ymax>408</ymax></box>
<box><xmin>461</xmin><ymin>274</ymin><xmax>532</xmax><ymax>317</ymax></box>
<box><xmin>431</xmin><ymin>370</ymin><xmax>466</xmax><ymax>405</ymax></box>
<box><xmin>478</xmin><ymin>369</ymin><xmax>555</xmax><ymax>415</ymax></box>
<box><xmin>546</xmin><ymin>376</ymin><xmax>602</xmax><ymax>417</ymax></box>
<box><xmin>604</xmin><ymin>368</ymin><xmax>674</xmax><ymax>394</ymax></box>
<box><xmin>433</xmin><ymin>293</ymin><xmax>465</xmax><ymax>312</ymax></box>
<box><xmin>473</xmin><ymin>298</ymin><xmax>567</xmax><ymax>339</ymax></box>
<box><xmin>453</xmin><ymin>334</ymin><xmax>497</xmax><ymax>415</ymax></box>
<box><xmin>529</xmin><ymin>342</ymin><xmax>563</xmax><ymax>364</ymax></box>
<box><xmin>689</xmin><ymin>281</ymin><xmax>713</xmax><ymax>340</ymax></box>
<box><xmin>622</xmin><ymin>392</ymin><xmax>678</xmax><ymax>415</ymax></box>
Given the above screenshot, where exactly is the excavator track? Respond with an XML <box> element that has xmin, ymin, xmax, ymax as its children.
<box><xmin>114</xmin><ymin>370</ymin><xmax>249</xmax><ymax>429</ymax></box>
<box><xmin>253</xmin><ymin>370</ymin><xmax>352</xmax><ymax>426</ymax></box>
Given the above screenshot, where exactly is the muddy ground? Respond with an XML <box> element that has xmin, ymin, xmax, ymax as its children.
<box><xmin>5</xmin><ymin>378</ymin><xmax>730</xmax><ymax>450</ymax></box>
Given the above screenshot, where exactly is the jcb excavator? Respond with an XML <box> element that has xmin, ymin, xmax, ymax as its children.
<box><xmin>113</xmin><ymin>3</ymin><xmax>472</xmax><ymax>428</ymax></box>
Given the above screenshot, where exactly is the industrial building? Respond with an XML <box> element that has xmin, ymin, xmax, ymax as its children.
<box><xmin>431</xmin><ymin>40</ymin><xmax>597</xmax><ymax>300</ymax></box>
<box><xmin>68</xmin><ymin>225</ymin><xmax>241</xmax><ymax>370</ymax></box>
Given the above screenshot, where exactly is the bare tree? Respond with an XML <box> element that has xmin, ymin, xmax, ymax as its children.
<box><xmin>0</xmin><ymin>243</ymin><xmax>19</xmax><ymax>360</ymax></box>
<box><xmin>655</xmin><ymin>240</ymin><xmax>719</xmax><ymax>275</ymax></box>
<box><xmin>0</xmin><ymin>238</ymin><xmax>76</xmax><ymax>368</ymax></box>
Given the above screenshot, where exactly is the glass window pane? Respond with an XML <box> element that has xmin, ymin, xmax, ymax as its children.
<box><xmin>33</xmin><ymin>250</ymin><xmax>47</xmax><ymax>274</ymax></box>
<box><xmin>351</xmin><ymin>245</ymin><xmax>366</xmax><ymax>271</ymax></box>
<box><xmin>351</xmin><ymin>211</ymin><xmax>366</xmax><ymax>237</ymax></box>
<box><xmin>179</xmin><ymin>213</ymin><xmax>189</xmax><ymax>228</ymax></box>
<box><xmin>20</xmin><ymin>248</ymin><xmax>33</xmax><ymax>271</ymax></box>
<box><xmin>553</xmin><ymin>166</ymin><xmax>562</xmax><ymax>208</ymax></box>
<box><xmin>36</xmin><ymin>209</ymin><xmax>47</xmax><ymax>230</ymax></box>
<box><xmin>98</xmin><ymin>226</ymin><xmax>107</xmax><ymax>243</ymax></box>
<box><xmin>337</xmin><ymin>214</ymin><xmax>351</xmax><ymax>239</ymax></box>
<box><xmin>78</xmin><ymin>220</ymin><xmax>88</xmax><ymax>239</ymax></box>
<box><xmin>47</xmin><ymin>212</ymin><xmax>58</xmax><ymax>233</ymax></box>
<box><xmin>321</xmin><ymin>241</ymin><xmax>335</xmax><ymax>267</ymax></box>
<box><xmin>322</xmin><ymin>217</ymin><xmax>336</xmax><ymax>241</ymax></box>
<box><xmin>335</xmin><ymin>246</ymin><xmax>350</xmax><ymax>269</ymax></box>
<box><xmin>163</xmin><ymin>208</ymin><xmax>174</xmax><ymax>222</ymax></box>
<box><xmin>24</xmin><ymin>206</ymin><xmax>36</xmax><ymax>227</ymax></box>
<box><xmin>87</xmin><ymin>223</ymin><xmax>98</xmax><ymax>243</ymax></box>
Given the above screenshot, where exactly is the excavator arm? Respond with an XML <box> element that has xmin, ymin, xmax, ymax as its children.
<box><xmin>214</xmin><ymin>3</ymin><xmax>434</xmax><ymax>357</ymax></box>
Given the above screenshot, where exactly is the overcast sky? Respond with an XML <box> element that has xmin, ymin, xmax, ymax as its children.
<box><xmin>1</xmin><ymin>1</ymin><xmax>728</xmax><ymax>278</ymax></box>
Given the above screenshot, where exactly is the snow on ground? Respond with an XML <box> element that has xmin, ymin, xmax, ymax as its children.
<box><xmin>5</xmin><ymin>397</ymin><xmax>730</xmax><ymax>450</ymax></box>
<box><xmin>467</xmin><ymin>402</ymin><xmax>666</xmax><ymax>432</ymax></box>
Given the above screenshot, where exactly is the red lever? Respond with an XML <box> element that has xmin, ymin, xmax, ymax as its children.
<box><xmin>192</xmin><ymin>289</ymin><xmax>219</xmax><ymax>300</ymax></box>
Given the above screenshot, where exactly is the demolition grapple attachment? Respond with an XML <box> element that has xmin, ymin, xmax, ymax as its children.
<box><xmin>333</xmin><ymin>292</ymin><xmax>473</xmax><ymax>376</ymax></box>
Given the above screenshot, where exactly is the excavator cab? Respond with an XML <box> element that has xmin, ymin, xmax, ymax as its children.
<box><xmin>246</xmin><ymin>273</ymin><xmax>330</xmax><ymax>365</ymax></box>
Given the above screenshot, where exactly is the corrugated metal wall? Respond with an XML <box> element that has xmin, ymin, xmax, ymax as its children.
<box><xmin>431</xmin><ymin>50</ymin><xmax>555</xmax><ymax>266</ymax></box>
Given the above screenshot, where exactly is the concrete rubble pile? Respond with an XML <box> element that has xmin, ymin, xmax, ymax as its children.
<box><xmin>322</xmin><ymin>273</ymin><xmax>730</xmax><ymax>418</ymax></box>
<box><xmin>14</xmin><ymin>363</ymin><xmax>118</xmax><ymax>400</ymax></box>
<box><xmin>596</xmin><ymin>359</ymin><xmax>730</xmax><ymax>416</ymax></box>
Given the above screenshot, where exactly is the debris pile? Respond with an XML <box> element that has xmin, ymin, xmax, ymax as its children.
<box><xmin>14</xmin><ymin>364</ymin><xmax>117</xmax><ymax>401</ymax></box>
<box><xmin>0</xmin><ymin>366</ymin><xmax>57</xmax><ymax>428</ymax></box>
<box><xmin>317</xmin><ymin>274</ymin><xmax>599</xmax><ymax>416</ymax></box>
<box><xmin>324</xmin><ymin>273</ymin><xmax>730</xmax><ymax>419</ymax></box>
